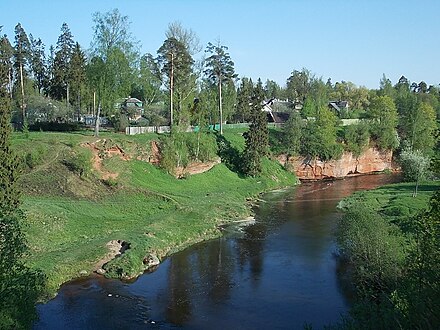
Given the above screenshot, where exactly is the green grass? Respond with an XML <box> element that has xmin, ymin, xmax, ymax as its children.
<box><xmin>338</xmin><ymin>180</ymin><xmax>440</xmax><ymax>233</ymax></box>
<box><xmin>12</xmin><ymin>130</ymin><xmax>298</xmax><ymax>296</ymax></box>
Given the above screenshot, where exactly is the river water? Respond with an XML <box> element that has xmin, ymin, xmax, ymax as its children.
<box><xmin>33</xmin><ymin>174</ymin><xmax>398</xmax><ymax>330</ymax></box>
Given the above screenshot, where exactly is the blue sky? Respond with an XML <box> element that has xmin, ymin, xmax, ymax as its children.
<box><xmin>1</xmin><ymin>0</ymin><xmax>439</xmax><ymax>89</ymax></box>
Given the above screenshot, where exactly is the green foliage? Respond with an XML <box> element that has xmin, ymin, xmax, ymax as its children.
<box><xmin>399</xmin><ymin>148</ymin><xmax>430</xmax><ymax>196</ymax></box>
<box><xmin>157</xmin><ymin>37</ymin><xmax>195</xmax><ymax>126</ymax></box>
<box><xmin>337</xmin><ymin>204</ymin><xmax>406</xmax><ymax>294</ymax></box>
<box><xmin>282</xmin><ymin>111</ymin><xmax>303</xmax><ymax>156</ymax></box>
<box><xmin>29</xmin><ymin>121</ymin><xmax>83</xmax><ymax>132</ymax></box>
<box><xmin>62</xmin><ymin>148</ymin><xmax>92</xmax><ymax>177</ymax></box>
<box><xmin>301</xmin><ymin>106</ymin><xmax>343</xmax><ymax>161</ymax></box>
<box><xmin>204</xmin><ymin>41</ymin><xmax>237</xmax><ymax>134</ymax></box>
<box><xmin>344</xmin><ymin>121</ymin><xmax>370</xmax><ymax>157</ymax></box>
<box><xmin>1</xmin><ymin>38</ymin><xmax>46</xmax><ymax>328</ymax></box>
<box><xmin>399</xmin><ymin>148</ymin><xmax>430</xmax><ymax>182</ymax></box>
<box><xmin>159</xmin><ymin>131</ymin><xmax>218</xmax><ymax>174</ymax></box>
<box><xmin>23</xmin><ymin>145</ymin><xmax>46</xmax><ymax>169</ymax></box>
<box><xmin>399</xmin><ymin>191</ymin><xmax>440</xmax><ymax>329</ymax></box>
<box><xmin>234</xmin><ymin>77</ymin><xmax>253</xmax><ymax>123</ymax></box>
<box><xmin>242</xmin><ymin>83</ymin><xmax>268</xmax><ymax>176</ymax></box>
<box><xmin>400</xmin><ymin>101</ymin><xmax>437</xmax><ymax>155</ymax></box>
<box><xmin>368</xmin><ymin>95</ymin><xmax>399</xmax><ymax>150</ymax></box>
<box><xmin>337</xmin><ymin>182</ymin><xmax>440</xmax><ymax>329</ymax></box>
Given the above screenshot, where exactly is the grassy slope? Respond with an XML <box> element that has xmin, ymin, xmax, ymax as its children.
<box><xmin>12</xmin><ymin>129</ymin><xmax>297</xmax><ymax>296</ymax></box>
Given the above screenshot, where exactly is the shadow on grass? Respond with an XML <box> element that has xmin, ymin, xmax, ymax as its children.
<box><xmin>215</xmin><ymin>133</ymin><xmax>244</xmax><ymax>177</ymax></box>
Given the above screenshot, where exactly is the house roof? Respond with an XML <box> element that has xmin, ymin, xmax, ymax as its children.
<box><xmin>126</xmin><ymin>97</ymin><xmax>142</xmax><ymax>104</ymax></box>
<box><xmin>329</xmin><ymin>101</ymin><xmax>349</xmax><ymax>112</ymax></box>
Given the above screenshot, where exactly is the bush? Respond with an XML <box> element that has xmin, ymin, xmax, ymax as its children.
<box><xmin>62</xmin><ymin>149</ymin><xmax>92</xmax><ymax>177</ymax></box>
<box><xmin>159</xmin><ymin>131</ymin><xmax>218</xmax><ymax>174</ymax></box>
<box><xmin>23</xmin><ymin>147</ymin><xmax>46</xmax><ymax>169</ymax></box>
<box><xmin>344</xmin><ymin>121</ymin><xmax>370</xmax><ymax>157</ymax></box>
<box><xmin>29</xmin><ymin>121</ymin><xmax>83</xmax><ymax>132</ymax></box>
<box><xmin>337</xmin><ymin>204</ymin><xmax>406</xmax><ymax>296</ymax></box>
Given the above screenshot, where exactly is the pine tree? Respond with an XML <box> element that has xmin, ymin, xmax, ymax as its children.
<box><xmin>157</xmin><ymin>37</ymin><xmax>194</xmax><ymax>127</ymax></box>
<box><xmin>204</xmin><ymin>41</ymin><xmax>237</xmax><ymax>135</ymax></box>
<box><xmin>29</xmin><ymin>34</ymin><xmax>47</xmax><ymax>95</ymax></box>
<box><xmin>235</xmin><ymin>77</ymin><xmax>253</xmax><ymax>123</ymax></box>
<box><xmin>50</xmin><ymin>23</ymin><xmax>74</xmax><ymax>102</ymax></box>
<box><xmin>69</xmin><ymin>42</ymin><xmax>86</xmax><ymax>120</ymax></box>
<box><xmin>242</xmin><ymin>80</ymin><xmax>268</xmax><ymax>176</ymax></box>
<box><xmin>13</xmin><ymin>23</ymin><xmax>30</xmax><ymax>126</ymax></box>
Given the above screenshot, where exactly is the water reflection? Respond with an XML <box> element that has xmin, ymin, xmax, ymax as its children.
<box><xmin>34</xmin><ymin>174</ymin><xmax>399</xmax><ymax>329</ymax></box>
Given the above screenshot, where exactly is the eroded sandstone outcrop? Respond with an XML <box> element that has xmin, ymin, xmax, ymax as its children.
<box><xmin>278</xmin><ymin>148</ymin><xmax>393</xmax><ymax>180</ymax></box>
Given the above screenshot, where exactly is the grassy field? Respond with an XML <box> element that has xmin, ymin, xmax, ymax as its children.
<box><xmin>12</xmin><ymin>129</ymin><xmax>298</xmax><ymax>296</ymax></box>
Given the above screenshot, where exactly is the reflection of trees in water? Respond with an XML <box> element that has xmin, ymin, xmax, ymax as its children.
<box><xmin>166</xmin><ymin>254</ymin><xmax>193</xmax><ymax>325</ymax></box>
<box><xmin>237</xmin><ymin>222</ymin><xmax>267</xmax><ymax>285</ymax></box>
<box><xmin>204</xmin><ymin>238</ymin><xmax>235</xmax><ymax>303</ymax></box>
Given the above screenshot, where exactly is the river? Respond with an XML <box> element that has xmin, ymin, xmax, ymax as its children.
<box><xmin>33</xmin><ymin>174</ymin><xmax>399</xmax><ymax>329</ymax></box>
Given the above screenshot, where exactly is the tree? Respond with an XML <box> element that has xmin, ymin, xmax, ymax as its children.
<box><xmin>402</xmin><ymin>191</ymin><xmax>440</xmax><ymax>328</ymax></box>
<box><xmin>399</xmin><ymin>148</ymin><xmax>430</xmax><ymax>197</ymax></box>
<box><xmin>301</xmin><ymin>106</ymin><xmax>342</xmax><ymax>161</ymax></box>
<box><xmin>0</xmin><ymin>30</ymin><xmax>45</xmax><ymax>329</ymax></box>
<box><xmin>69</xmin><ymin>42</ymin><xmax>86</xmax><ymax>120</ymax></box>
<box><xmin>134</xmin><ymin>53</ymin><xmax>162</xmax><ymax>108</ymax></box>
<box><xmin>13</xmin><ymin>23</ymin><xmax>30</xmax><ymax>126</ymax></box>
<box><xmin>29</xmin><ymin>34</ymin><xmax>47</xmax><ymax>95</ymax></box>
<box><xmin>264</xmin><ymin>79</ymin><xmax>282</xmax><ymax>99</ymax></box>
<box><xmin>165</xmin><ymin>21</ymin><xmax>202</xmax><ymax>56</ymax></box>
<box><xmin>204</xmin><ymin>41</ymin><xmax>237</xmax><ymax>135</ymax></box>
<box><xmin>286</xmin><ymin>68</ymin><xmax>312</xmax><ymax>105</ymax></box>
<box><xmin>368</xmin><ymin>95</ymin><xmax>399</xmax><ymax>150</ymax></box>
<box><xmin>242</xmin><ymin>82</ymin><xmax>268</xmax><ymax>176</ymax></box>
<box><xmin>282</xmin><ymin>111</ymin><xmax>303</xmax><ymax>156</ymax></box>
<box><xmin>234</xmin><ymin>77</ymin><xmax>253</xmax><ymax>123</ymax></box>
<box><xmin>90</xmin><ymin>9</ymin><xmax>139</xmax><ymax>136</ymax></box>
<box><xmin>50</xmin><ymin>23</ymin><xmax>74</xmax><ymax>103</ymax></box>
<box><xmin>378</xmin><ymin>73</ymin><xmax>395</xmax><ymax>98</ymax></box>
<box><xmin>398</xmin><ymin>99</ymin><xmax>437</xmax><ymax>155</ymax></box>
<box><xmin>157</xmin><ymin>37</ymin><xmax>194</xmax><ymax>127</ymax></box>
<box><xmin>344</xmin><ymin>121</ymin><xmax>370</xmax><ymax>157</ymax></box>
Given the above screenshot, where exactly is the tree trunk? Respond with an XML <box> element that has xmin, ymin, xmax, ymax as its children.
<box><xmin>94</xmin><ymin>102</ymin><xmax>101</xmax><ymax>137</ymax></box>
<box><xmin>77</xmin><ymin>93</ymin><xmax>81</xmax><ymax>122</ymax></box>
<box><xmin>20</xmin><ymin>63</ymin><xmax>25</xmax><ymax>124</ymax></box>
<box><xmin>170</xmin><ymin>53</ymin><xmax>174</xmax><ymax>128</ymax></box>
<box><xmin>93</xmin><ymin>91</ymin><xmax>96</xmax><ymax>117</ymax></box>
<box><xmin>219</xmin><ymin>76</ymin><xmax>223</xmax><ymax>135</ymax></box>
<box><xmin>66</xmin><ymin>82</ymin><xmax>70</xmax><ymax>108</ymax></box>
<box><xmin>8</xmin><ymin>68</ymin><xmax>12</xmax><ymax>99</ymax></box>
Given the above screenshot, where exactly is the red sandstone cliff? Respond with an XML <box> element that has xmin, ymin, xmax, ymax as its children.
<box><xmin>277</xmin><ymin>148</ymin><xmax>393</xmax><ymax>180</ymax></box>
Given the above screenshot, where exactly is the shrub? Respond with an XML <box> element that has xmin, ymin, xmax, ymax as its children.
<box><xmin>159</xmin><ymin>131</ymin><xmax>218</xmax><ymax>174</ymax></box>
<box><xmin>344</xmin><ymin>121</ymin><xmax>370</xmax><ymax>157</ymax></box>
<box><xmin>29</xmin><ymin>121</ymin><xmax>83</xmax><ymax>132</ymax></box>
<box><xmin>62</xmin><ymin>149</ymin><xmax>92</xmax><ymax>177</ymax></box>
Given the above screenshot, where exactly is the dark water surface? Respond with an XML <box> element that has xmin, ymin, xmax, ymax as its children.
<box><xmin>34</xmin><ymin>174</ymin><xmax>399</xmax><ymax>330</ymax></box>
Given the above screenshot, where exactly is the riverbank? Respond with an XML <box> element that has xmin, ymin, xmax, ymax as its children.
<box><xmin>335</xmin><ymin>179</ymin><xmax>440</xmax><ymax>328</ymax></box>
<box><xmin>12</xmin><ymin>131</ymin><xmax>298</xmax><ymax>298</ymax></box>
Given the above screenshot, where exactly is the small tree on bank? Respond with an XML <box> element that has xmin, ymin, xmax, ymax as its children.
<box><xmin>399</xmin><ymin>148</ymin><xmax>430</xmax><ymax>197</ymax></box>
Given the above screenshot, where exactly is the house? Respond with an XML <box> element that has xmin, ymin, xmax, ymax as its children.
<box><xmin>328</xmin><ymin>101</ymin><xmax>349</xmax><ymax>114</ymax></box>
<box><xmin>262</xmin><ymin>98</ymin><xmax>290</xmax><ymax>124</ymax></box>
<box><xmin>120</xmin><ymin>97</ymin><xmax>144</xmax><ymax>121</ymax></box>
